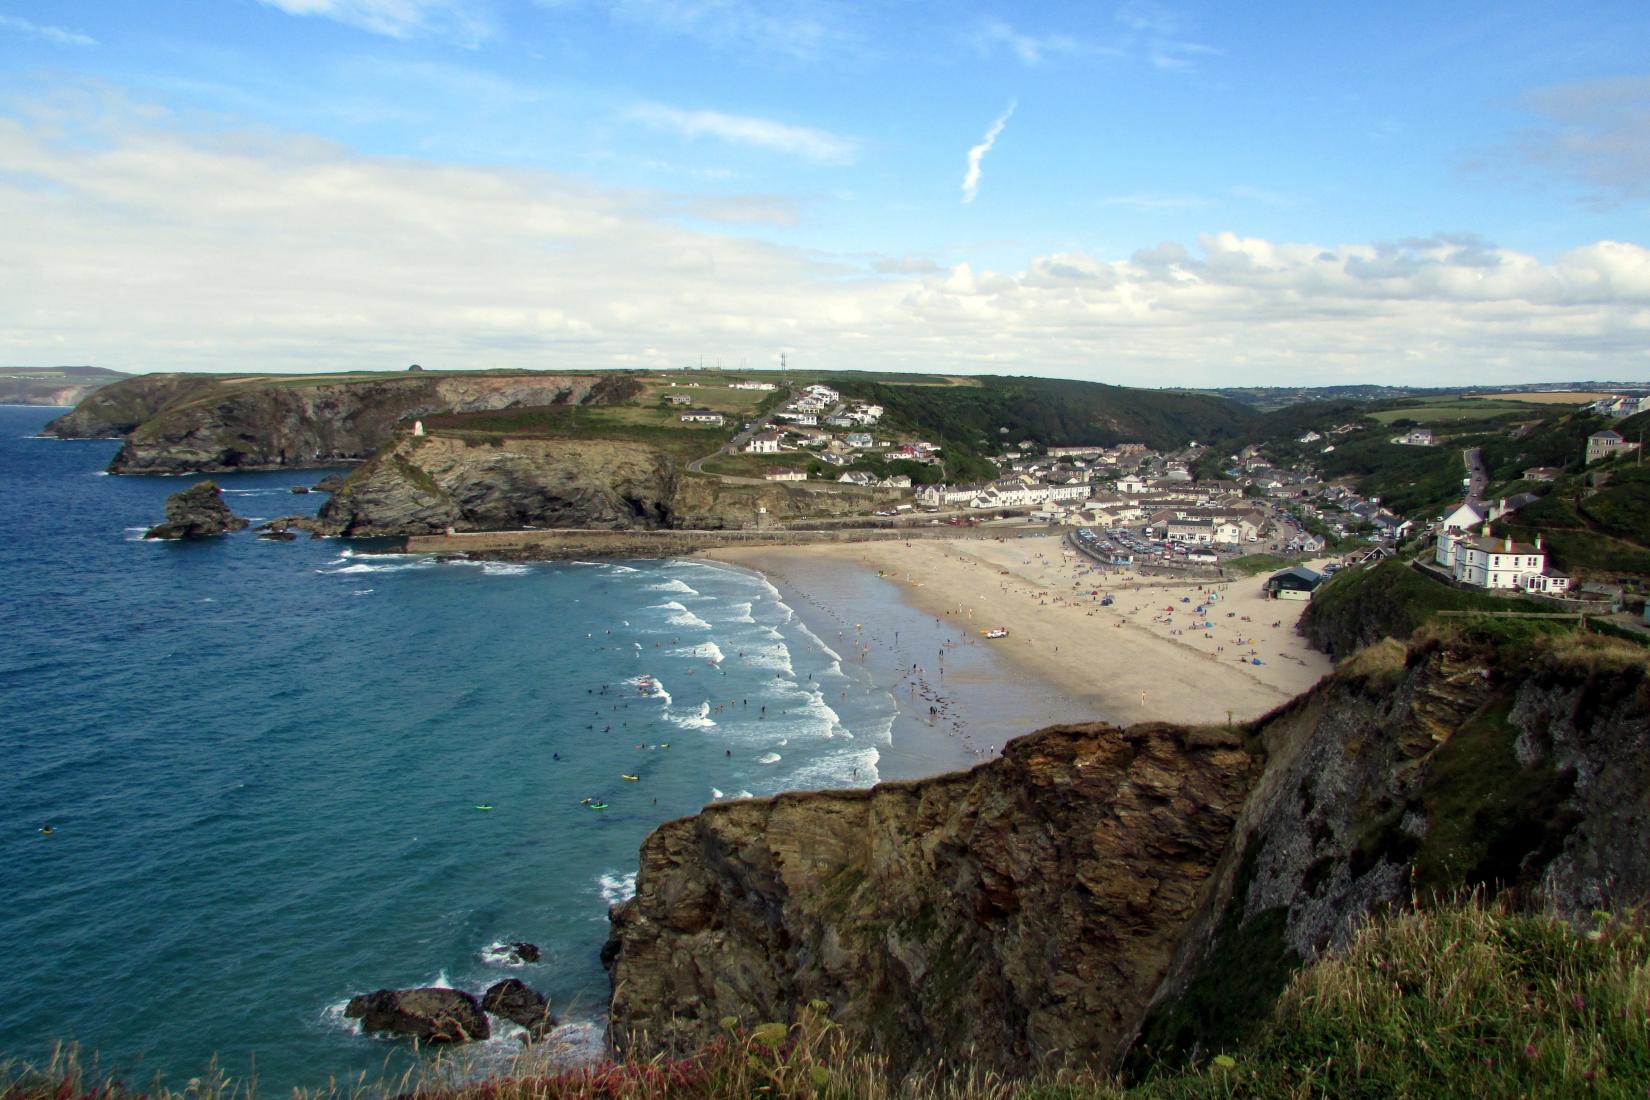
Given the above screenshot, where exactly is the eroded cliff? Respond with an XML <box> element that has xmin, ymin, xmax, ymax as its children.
<box><xmin>605</xmin><ymin>627</ymin><xmax>1650</xmax><ymax>1077</ymax></box>
<box><xmin>316</xmin><ymin>432</ymin><xmax>905</xmax><ymax>536</ymax></box>
<box><xmin>44</xmin><ymin>372</ymin><xmax>637</xmax><ymax>472</ymax></box>
<box><xmin>607</xmin><ymin>723</ymin><xmax>1259</xmax><ymax>1074</ymax></box>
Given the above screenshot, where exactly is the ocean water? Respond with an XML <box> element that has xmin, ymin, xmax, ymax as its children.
<box><xmin>0</xmin><ymin>406</ymin><xmax>907</xmax><ymax>1090</ymax></box>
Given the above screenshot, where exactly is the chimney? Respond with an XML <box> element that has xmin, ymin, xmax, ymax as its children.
<box><xmin>1481</xmin><ymin>524</ymin><xmax>1491</xmax><ymax>538</ymax></box>
<box><xmin>1535</xmin><ymin>534</ymin><xmax>1543</xmax><ymax>551</ymax></box>
<box><xmin>1504</xmin><ymin>535</ymin><xmax>1513</xmax><ymax>553</ymax></box>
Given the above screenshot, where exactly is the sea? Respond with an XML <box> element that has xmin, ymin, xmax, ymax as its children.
<box><xmin>0</xmin><ymin>405</ymin><xmax>977</xmax><ymax>1091</ymax></box>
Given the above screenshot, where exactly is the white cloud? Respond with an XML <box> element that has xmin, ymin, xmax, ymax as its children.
<box><xmin>544</xmin><ymin>0</ymin><xmax>852</xmax><ymax>62</ymax></box>
<box><xmin>973</xmin><ymin>19</ymin><xmax>1080</xmax><ymax>66</ymax></box>
<box><xmin>256</xmin><ymin>0</ymin><xmax>490</xmax><ymax>43</ymax></box>
<box><xmin>961</xmin><ymin>101</ymin><xmax>1015</xmax><ymax>204</ymax></box>
<box><xmin>0</xmin><ymin>14</ymin><xmax>96</xmax><ymax>46</ymax></box>
<box><xmin>3</xmin><ymin>98</ymin><xmax>1648</xmax><ymax>388</ymax></box>
<box><xmin>629</xmin><ymin>102</ymin><xmax>858</xmax><ymax>164</ymax></box>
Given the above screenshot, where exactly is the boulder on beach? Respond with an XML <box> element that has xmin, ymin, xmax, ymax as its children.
<box><xmin>344</xmin><ymin>987</ymin><xmax>490</xmax><ymax>1043</ymax></box>
<box><xmin>482</xmin><ymin>978</ymin><xmax>555</xmax><ymax>1038</ymax></box>
<box><xmin>144</xmin><ymin>481</ymin><xmax>249</xmax><ymax>540</ymax></box>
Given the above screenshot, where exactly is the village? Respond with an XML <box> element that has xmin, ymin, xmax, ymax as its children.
<box><xmin>661</xmin><ymin>377</ymin><xmax>1648</xmax><ymax>613</ymax></box>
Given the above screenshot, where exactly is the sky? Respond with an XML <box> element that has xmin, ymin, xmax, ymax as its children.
<box><xmin>1</xmin><ymin>1</ymin><xmax>1648</xmax><ymax>386</ymax></box>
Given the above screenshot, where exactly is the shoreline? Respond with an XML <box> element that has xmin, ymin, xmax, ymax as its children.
<box><xmin>696</xmin><ymin>550</ymin><xmax>1093</xmax><ymax>776</ymax></box>
<box><xmin>707</xmin><ymin>534</ymin><xmax>1334</xmax><ymax>731</ymax></box>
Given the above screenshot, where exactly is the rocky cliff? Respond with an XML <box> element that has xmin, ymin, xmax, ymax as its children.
<box><xmin>319</xmin><ymin>434</ymin><xmax>680</xmax><ymax>535</ymax></box>
<box><xmin>605</xmin><ymin>625</ymin><xmax>1650</xmax><ymax>1077</ymax></box>
<box><xmin>43</xmin><ymin>372</ymin><xmax>637</xmax><ymax>472</ymax></box>
<box><xmin>316</xmin><ymin>432</ymin><xmax>903</xmax><ymax>536</ymax></box>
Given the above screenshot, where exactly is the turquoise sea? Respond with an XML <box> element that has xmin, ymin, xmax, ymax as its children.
<box><xmin>0</xmin><ymin>405</ymin><xmax>984</xmax><ymax>1091</ymax></box>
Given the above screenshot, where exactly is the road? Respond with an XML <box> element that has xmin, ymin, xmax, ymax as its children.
<box><xmin>1463</xmin><ymin>446</ymin><xmax>1489</xmax><ymax>503</ymax></box>
<box><xmin>686</xmin><ymin>383</ymin><xmax>794</xmax><ymax>474</ymax></box>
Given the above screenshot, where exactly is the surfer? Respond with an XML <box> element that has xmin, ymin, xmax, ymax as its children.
<box><xmin>39</xmin><ymin>824</ymin><xmax>53</xmax><ymax>836</ymax></box>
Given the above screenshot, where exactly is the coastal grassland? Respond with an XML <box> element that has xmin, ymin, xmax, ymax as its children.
<box><xmin>1297</xmin><ymin>558</ymin><xmax>1549</xmax><ymax>659</ymax></box>
<box><xmin>1493</xmin><ymin>463</ymin><xmax>1650</xmax><ymax>577</ymax></box>
<box><xmin>10</xmin><ymin>900</ymin><xmax>1647</xmax><ymax>1100</ymax></box>
<box><xmin>697</xmin><ymin>451</ymin><xmax>815</xmax><ymax>477</ymax></box>
<box><xmin>1366</xmin><ymin>397</ymin><xmax>1558</xmax><ymax>424</ymax></box>
<box><xmin>1225</xmin><ymin>553</ymin><xmax>1295</xmax><ymax>576</ymax></box>
<box><xmin>420</xmin><ymin>405</ymin><xmax>731</xmax><ymax>463</ymax></box>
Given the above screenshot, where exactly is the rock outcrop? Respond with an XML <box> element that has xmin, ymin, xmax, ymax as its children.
<box><xmin>318</xmin><ymin>435</ymin><xmax>679</xmax><ymax>535</ymax></box>
<box><xmin>345</xmin><ymin>987</ymin><xmax>490</xmax><ymax>1043</ymax></box>
<box><xmin>482</xmin><ymin>978</ymin><xmax>555</xmax><ymax>1038</ymax></box>
<box><xmin>144</xmin><ymin>481</ymin><xmax>250</xmax><ymax>539</ymax></box>
<box><xmin>605</xmin><ymin>628</ymin><xmax>1650</xmax><ymax>1077</ymax></box>
<box><xmin>44</xmin><ymin>372</ymin><xmax>638</xmax><ymax>472</ymax></box>
<box><xmin>606</xmin><ymin>723</ymin><xmax>1259</xmax><ymax>1074</ymax></box>
<box><xmin>315</xmin><ymin>433</ymin><xmax>901</xmax><ymax>537</ymax></box>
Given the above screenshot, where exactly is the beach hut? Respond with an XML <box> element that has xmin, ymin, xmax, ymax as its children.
<box><xmin>1266</xmin><ymin>566</ymin><xmax>1322</xmax><ymax>601</ymax></box>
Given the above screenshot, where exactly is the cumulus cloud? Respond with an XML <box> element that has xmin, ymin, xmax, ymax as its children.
<box><xmin>961</xmin><ymin>101</ymin><xmax>1015</xmax><ymax>204</ymax></box>
<box><xmin>256</xmin><ymin>0</ymin><xmax>490</xmax><ymax>43</ymax></box>
<box><xmin>3</xmin><ymin>99</ymin><xmax>1648</xmax><ymax>387</ymax></box>
<box><xmin>0</xmin><ymin>14</ymin><xmax>96</xmax><ymax>46</ymax></box>
<box><xmin>630</xmin><ymin>102</ymin><xmax>858</xmax><ymax>164</ymax></box>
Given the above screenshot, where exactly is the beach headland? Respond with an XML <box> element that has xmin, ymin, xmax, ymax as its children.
<box><xmin>708</xmin><ymin>532</ymin><xmax>1332</xmax><ymax>733</ymax></box>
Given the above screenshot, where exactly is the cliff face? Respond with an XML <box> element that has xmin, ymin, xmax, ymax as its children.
<box><xmin>43</xmin><ymin>374</ymin><xmax>222</xmax><ymax>439</ymax></box>
<box><xmin>44</xmin><ymin>373</ymin><xmax>636</xmax><ymax>472</ymax></box>
<box><xmin>319</xmin><ymin>435</ymin><xmax>679</xmax><ymax>536</ymax></box>
<box><xmin>607</xmin><ymin>724</ymin><xmax>1259</xmax><ymax>1074</ymax></box>
<box><xmin>606</xmin><ymin>630</ymin><xmax>1650</xmax><ymax>1076</ymax></box>
<box><xmin>316</xmin><ymin>433</ymin><xmax>904</xmax><ymax>535</ymax></box>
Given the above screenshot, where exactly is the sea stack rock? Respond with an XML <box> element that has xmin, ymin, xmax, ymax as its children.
<box><xmin>144</xmin><ymin>481</ymin><xmax>250</xmax><ymax>540</ymax></box>
<box><xmin>344</xmin><ymin>987</ymin><xmax>490</xmax><ymax>1043</ymax></box>
<box><xmin>482</xmin><ymin>978</ymin><xmax>556</xmax><ymax>1038</ymax></box>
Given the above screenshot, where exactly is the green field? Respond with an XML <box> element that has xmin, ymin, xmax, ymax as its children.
<box><xmin>1367</xmin><ymin>398</ymin><xmax>1552</xmax><ymax>425</ymax></box>
<box><xmin>422</xmin><ymin>404</ymin><xmax>733</xmax><ymax>462</ymax></box>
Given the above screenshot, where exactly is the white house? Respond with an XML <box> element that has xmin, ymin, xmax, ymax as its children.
<box><xmin>1449</xmin><ymin>532</ymin><xmax>1567</xmax><ymax>593</ymax></box>
<box><xmin>665</xmin><ymin>393</ymin><xmax>694</xmax><ymax>406</ymax></box>
<box><xmin>730</xmin><ymin>381</ymin><xmax>777</xmax><ymax>391</ymax></box>
<box><xmin>680</xmin><ymin>409</ymin><xmax>725</xmax><ymax>425</ymax></box>
<box><xmin>838</xmin><ymin>470</ymin><xmax>877</xmax><ymax>486</ymax></box>
<box><xmin>1440</xmin><ymin>501</ymin><xmax>1486</xmax><ymax>533</ymax></box>
<box><xmin>744</xmin><ymin>430</ymin><xmax>784</xmax><ymax>454</ymax></box>
<box><xmin>763</xmin><ymin>467</ymin><xmax>807</xmax><ymax>482</ymax></box>
<box><xmin>844</xmin><ymin>432</ymin><xmax>876</xmax><ymax>449</ymax></box>
<box><xmin>1392</xmin><ymin>428</ymin><xmax>1435</xmax><ymax>446</ymax></box>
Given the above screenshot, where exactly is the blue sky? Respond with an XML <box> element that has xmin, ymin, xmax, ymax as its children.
<box><xmin>1</xmin><ymin>0</ymin><xmax>1647</xmax><ymax>385</ymax></box>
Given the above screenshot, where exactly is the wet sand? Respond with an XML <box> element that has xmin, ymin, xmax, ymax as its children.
<box><xmin>709</xmin><ymin>533</ymin><xmax>1333</xmax><ymax>732</ymax></box>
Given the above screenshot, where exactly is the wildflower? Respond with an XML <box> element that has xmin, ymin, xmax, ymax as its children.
<box><xmin>1524</xmin><ymin>1043</ymin><xmax>1537</xmax><ymax>1059</ymax></box>
<box><xmin>1573</xmin><ymin>993</ymin><xmax>1586</xmax><ymax>1011</ymax></box>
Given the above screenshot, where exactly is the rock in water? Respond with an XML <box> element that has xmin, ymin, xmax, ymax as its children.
<box><xmin>344</xmin><ymin>987</ymin><xmax>490</xmax><ymax>1043</ymax></box>
<box><xmin>486</xmin><ymin>941</ymin><xmax>541</xmax><ymax>964</ymax></box>
<box><xmin>482</xmin><ymin>978</ymin><xmax>555</xmax><ymax>1038</ymax></box>
<box><xmin>144</xmin><ymin>481</ymin><xmax>250</xmax><ymax>540</ymax></box>
<box><xmin>312</xmin><ymin>472</ymin><xmax>349</xmax><ymax>493</ymax></box>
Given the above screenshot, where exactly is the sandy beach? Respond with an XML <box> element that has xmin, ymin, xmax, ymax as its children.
<box><xmin>710</xmin><ymin>532</ymin><xmax>1333</xmax><ymax>734</ymax></box>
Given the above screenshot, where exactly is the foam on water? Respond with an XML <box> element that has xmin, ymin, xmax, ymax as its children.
<box><xmin>668</xmin><ymin>701</ymin><xmax>716</xmax><ymax>730</ymax></box>
<box><xmin>690</xmin><ymin>641</ymin><xmax>724</xmax><ymax>664</ymax></box>
<box><xmin>646</xmin><ymin>579</ymin><xmax>698</xmax><ymax>595</ymax></box>
<box><xmin>597</xmin><ymin>871</ymin><xmax>637</xmax><ymax>906</ymax></box>
<box><xmin>756</xmin><ymin>752</ymin><xmax>781</xmax><ymax>765</ymax></box>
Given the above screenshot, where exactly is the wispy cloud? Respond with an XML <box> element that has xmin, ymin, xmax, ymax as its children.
<box><xmin>630</xmin><ymin>102</ymin><xmax>858</xmax><ymax>164</ymax></box>
<box><xmin>256</xmin><ymin>0</ymin><xmax>490</xmax><ymax>44</ymax></box>
<box><xmin>1505</xmin><ymin>75</ymin><xmax>1650</xmax><ymax>205</ymax></box>
<box><xmin>1114</xmin><ymin>2</ymin><xmax>1218</xmax><ymax>73</ymax></box>
<box><xmin>1100</xmin><ymin>192</ymin><xmax>1212</xmax><ymax>212</ymax></box>
<box><xmin>544</xmin><ymin>0</ymin><xmax>853</xmax><ymax>62</ymax></box>
<box><xmin>972</xmin><ymin>18</ymin><xmax>1080</xmax><ymax>67</ymax></box>
<box><xmin>961</xmin><ymin>101</ymin><xmax>1015</xmax><ymax>204</ymax></box>
<box><xmin>0</xmin><ymin>14</ymin><xmax>96</xmax><ymax>47</ymax></box>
